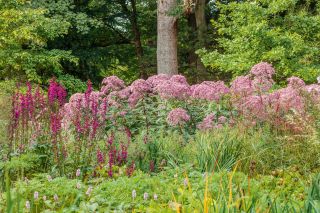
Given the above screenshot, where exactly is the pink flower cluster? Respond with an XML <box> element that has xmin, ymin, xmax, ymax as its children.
<box><xmin>63</xmin><ymin>81</ymin><xmax>105</xmax><ymax>139</ymax></box>
<box><xmin>230</xmin><ymin>75</ymin><xmax>254</xmax><ymax>96</ymax></box>
<box><xmin>61</xmin><ymin>62</ymin><xmax>320</xmax><ymax>134</ymax></box>
<box><xmin>250</xmin><ymin>62</ymin><xmax>275</xmax><ymax>78</ymax></box>
<box><xmin>48</xmin><ymin>78</ymin><xmax>67</xmax><ymax>106</ymax></box>
<box><xmin>231</xmin><ymin>62</ymin><xmax>276</xmax><ymax>97</ymax></box>
<box><xmin>191</xmin><ymin>81</ymin><xmax>229</xmax><ymax>101</ymax></box>
<box><xmin>128</xmin><ymin>79</ymin><xmax>151</xmax><ymax>107</ymax></box>
<box><xmin>10</xmin><ymin>79</ymin><xmax>67</xmax><ymax>157</ymax></box>
<box><xmin>287</xmin><ymin>76</ymin><xmax>305</xmax><ymax>89</ymax></box>
<box><xmin>10</xmin><ymin>84</ymin><xmax>45</xmax><ymax>133</ymax></box>
<box><xmin>232</xmin><ymin>65</ymin><xmax>312</xmax><ymax>126</ymax></box>
<box><xmin>145</xmin><ymin>74</ymin><xmax>170</xmax><ymax>87</ymax></box>
<box><xmin>154</xmin><ymin>75</ymin><xmax>191</xmax><ymax>100</ymax></box>
<box><xmin>148</xmin><ymin>74</ymin><xmax>230</xmax><ymax>102</ymax></box>
<box><xmin>197</xmin><ymin>114</ymin><xmax>228</xmax><ymax>131</ymax></box>
<box><xmin>105</xmin><ymin>132</ymin><xmax>128</xmax><ymax>177</ymax></box>
<box><xmin>77</xmin><ymin>74</ymin><xmax>234</xmax><ymax>112</ymax></box>
<box><xmin>167</xmin><ymin>108</ymin><xmax>190</xmax><ymax>126</ymax></box>
<box><xmin>100</xmin><ymin>76</ymin><xmax>125</xmax><ymax>96</ymax></box>
<box><xmin>197</xmin><ymin>113</ymin><xmax>215</xmax><ymax>130</ymax></box>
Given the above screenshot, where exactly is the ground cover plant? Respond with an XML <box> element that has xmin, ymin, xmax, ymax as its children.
<box><xmin>0</xmin><ymin>62</ymin><xmax>320</xmax><ymax>212</ymax></box>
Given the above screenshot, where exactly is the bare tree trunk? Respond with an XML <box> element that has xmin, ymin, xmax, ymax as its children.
<box><xmin>195</xmin><ymin>0</ymin><xmax>208</xmax><ymax>80</ymax></box>
<box><xmin>157</xmin><ymin>0</ymin><xmax>178</xmax><ymax>76</ymax></box>
<box><xmin>130</xmin><ymin>0</ymin><xmax>147</xmax><ymax>79</ymax></box>
<box><xmin>186</xmin><ymin>11</ymin><xmax>199</xmax><ymax>83</ymax></box>
<box><xmin>119</xmin><ymin>0</ymin><xmax>147</xmax><ymax>79</ymax></box>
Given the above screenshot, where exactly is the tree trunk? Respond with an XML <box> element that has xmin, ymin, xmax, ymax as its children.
<box><xmin>157</xmin><ymin>0</ymin><xmax>178</xmax><ymax>76</ymax></box>
<box><xmin>186</xmin><ymin>12</ymin><xmax>198</xmax><ymax>82</ymax></box>
<box><xmin>195</xmin><ymin>0</ymin><xmax>208</xmax><ymax>80</ymax></box>
<box><xmin>129</xmin><ymin>0</ymin><xmax>147</xmax><ymax>79</ymax></box>
<box><xmin>119</xmin><ymin>0</ymin><xmax>147</xmax><ymax>79</ymax></box>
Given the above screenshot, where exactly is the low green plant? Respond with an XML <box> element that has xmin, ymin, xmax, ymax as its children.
<box><xmin>0</xmin><ymin>166</ymin><xmax>318</xmax><ymax>212</ymax></box>
<box><xmin>193</xmin><ymin>128</ymin><xmax>242</xmax><ymax>172</ymax></box>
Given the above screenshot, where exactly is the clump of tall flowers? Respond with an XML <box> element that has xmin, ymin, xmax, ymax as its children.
<box><xmin>230</xmin><ymin>62</ymin><xmax>318</xmax><ymax>132</ymax></box>
<box><xmin>62</xmin><ymin>80</ymin><xmax>108</xmax><ymax>171</ymax></box>
<box><xmin>62</xmin><ymin>77</ymin><xmax>131</xmax><ymax>177</ymax></box>
<box><xmin>9</xmin><ymin>79</ymin><xmax>67</xmax><ymax>174</ymax></box>
<box><xmin>9</xmin><ymin>62</ymin><xmax>320</xmax><ymax>175</ymax></box>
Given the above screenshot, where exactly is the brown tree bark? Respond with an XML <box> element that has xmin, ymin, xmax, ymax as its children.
<box><xmin>195</xmin><ymin>0</ymin><xmax>208</xmax><ymax>80</ymax></box>
<box><xmin>157</xmin><ymin>0</ymin><xmax>178</xmax><ymax>76</ymax></box>
<box><xmin>130</xmin><ymin>0</ymin><xmax>147</xmax><ymax>79</ymax></box>
<box><xmin>119</xmin><ymin>0</ymin><xmax>147</xmax><ymax>79</ymax></box>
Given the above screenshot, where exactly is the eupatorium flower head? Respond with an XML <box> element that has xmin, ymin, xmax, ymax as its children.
<box><xmin>230</xmin><ymin>75</ymin><xmax>253</xmax><ymax>96</ymax></box>
<box><xmin>287</xmin><ymin>76</ymin><xmax>305</xmax><ymax>89</ymax></box>
<box><xmin>218</xmin><ymin>116</ymin><xmax>227</xmax><ymax>124</ymax></box>
<box><xmin>155</xmin><ymin>80</ymin><xmax>191</xmax><ymax>100</ymax></box>
<box><xmin>131</xmin><ymin>79</ymin><xmax>151</xmax><ymax>93</ymax></box>
<box><xmin>240</xmin><ymin>95</ymin><xmax>269</xmax><ymax>120</ymax></box>
<box><xmin>128</xmin><ymin>91</ymin><xmax>144</xmax><ymax>107</ymax></box>
<box><xmin>269</xmin><ymin>87</ymin><xmax>304</xmax><ymax>113</ymax></box>
<box><xmin>191</xmin><ymin>81</ymin><xmax>229</xmax><ymax>101</ymax></box>
<box><xmin>252</xmin><ymin>76</ymin><xmax>274</xmax><ymax>93</ymax></box>
<box><xmin>167</xmin><ymin>108</ymin><xmax>190</xmax><ymax>126</ymax></box>
<box><xmin>146</xmin><ymin>74</ymin><xmax>170</xmax><ymax>88</ymax></box>
<box><xmin>170</xmin><ymin>75</ymin><xmax>188</xmax><ymax>85</ymax></box>
<box><xmin>250</xmin><ymin>62</ymin><xmax>275</xmax><ymax>78</ymax></box>
<box><xmin>197</xmin><ymin>113</ymin><xmax>215</xmax><ymax>130</ymax></box>
<box><xmin>100</xmin><ymin>76</ymin><xmax>125</xmax><ymax>95</ymax></box>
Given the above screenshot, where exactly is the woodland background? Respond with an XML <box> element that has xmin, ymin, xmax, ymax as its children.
<box><xmin>1</xmin><ymin>0</ymin><xmax>320</xmax><ymax>91</ymax></box>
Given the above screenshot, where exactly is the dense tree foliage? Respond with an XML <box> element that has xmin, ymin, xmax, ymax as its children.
<box><xmin>1</xmin><ymin>0</ymin><xmax>320</xmax><ymax>89</ymax></box>
<box><xmin>199</xmin><ymin>0</ymin><xmax>320</xmax><ymax>83</ymax></box>
<box><xmin>0</xmin><ymin>0</ymin><xmax>77</xmax><ymax>84</ymax></box>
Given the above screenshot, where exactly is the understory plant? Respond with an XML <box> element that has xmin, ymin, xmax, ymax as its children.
<box><xmin>1</xmin><ymin>166</ymin><xmax>319</xmax><ymax>212</ymax></box>
<box><xmin>4</xmin><ymin>62</ymin><xmax>320</xmax><ymax>181</ymax></box>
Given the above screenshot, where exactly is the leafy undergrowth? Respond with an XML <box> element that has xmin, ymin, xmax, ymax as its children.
<box><xmin>1</xmin><ymin>166</ymin><xmax>318</xmax><ymax>212</ymax></box>
<box><xmin>0</xmin><ymin>81</ymin><xmax>15</xmax><ymax>156</ymax></box>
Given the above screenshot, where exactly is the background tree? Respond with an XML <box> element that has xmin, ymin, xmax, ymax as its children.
<box><xmin>198</xmin><ymin>0</ymin><xmax>320</xmax><ymax>83</ymax></box>
<box><xmin>0</xmin><ymin>0</ymin><xmax>77</xmax><ymax>84</ymax></box>
<box><xmin>3</xmin><ymin>0</ymin><xmax>319</xmax><ymax>90</ymax></box>
<box><xmin>157</xmin><ymin>0</ymin><xmax>179</xmax><ymax>76</ymax></box>
<box><xmin>0</xmin><ymin>0</ymin><xmax>218</xmax><ymax>88</ymax></box>
<box><xmin>184</xmin><ymin>0</ymin><xmax>210</xmax><ymax>81</ymax></box>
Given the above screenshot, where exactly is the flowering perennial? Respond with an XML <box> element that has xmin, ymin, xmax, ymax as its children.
<box><xmin>250</xmin><ymin>62</ymin><xmax>275</xmax><ymax>78</ymax></box>
<box><xmin>167</xmin><ymin>108</ymin><xmax>190</xmax><ymax>126</ymax></box>
<box><xmin>9</xmin><ymin>61</ymin><xmax>320</xmax><ymax>179</ymax></box>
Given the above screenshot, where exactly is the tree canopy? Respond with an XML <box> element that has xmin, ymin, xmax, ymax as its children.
<box><xmin>1</xmin><ymin>0</ymin><xmax>320</xmax><ymax>90</ymax></box>
<box><xmin>199</xmin><ymin>0</ymin><xmax>320</xmax><ymax>83</ymax></box>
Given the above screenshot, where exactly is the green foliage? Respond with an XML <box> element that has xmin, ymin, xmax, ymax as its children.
<box><xmin>238</xmin><ymin>127</ymin><xmax>320</xmax><ymax>174</ymax></box>
<box><xmin>193</xmin><ymin>129</ymin><xmax>242</xmax><ymax>172</ymax></box>
<box><xmin>127</xmin><ymin>123</ymin><xmax>320</xmax><ymax>176</ymax></box>
<box><xmin>0</xmin><ymin>0</ymin><xmax>78</xmax><ymax>83</ymax></box>
<box><xmin>1</xmin><ymin>166</ymin><xmax>318</xmax><ymax>212</ymax></box>
<box><xmin>0</xmin><ymin>81</ymin><xmax>15</xmax><ymax>157</ymax></box>
<box><xmin>32</xmin><ymin>0</ymin><xmax>102</xmax><ymax>35</ymax></box>
<box><xmin>306</xmin><ymin>173</ymin><xmax>320</xmax><ymax>211</ymax></box>
<box><xmin>56</xmin><ymin>74</ymin><xmax>87</xmax><ymax>95</ymax></box>
<box><xmin>99</xmin><ymin>59</ymin><xmax>139</xmax><ymax>84</ymax></box>
<box><xmin>198</xmin><ymin>0</ymin><xmax>320</xmax><ymax>83</ymax></box>
<box><xmin>49</xmin><ymin>0</ymin><xmax>157</xmax><ymax>85</ymax></box>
